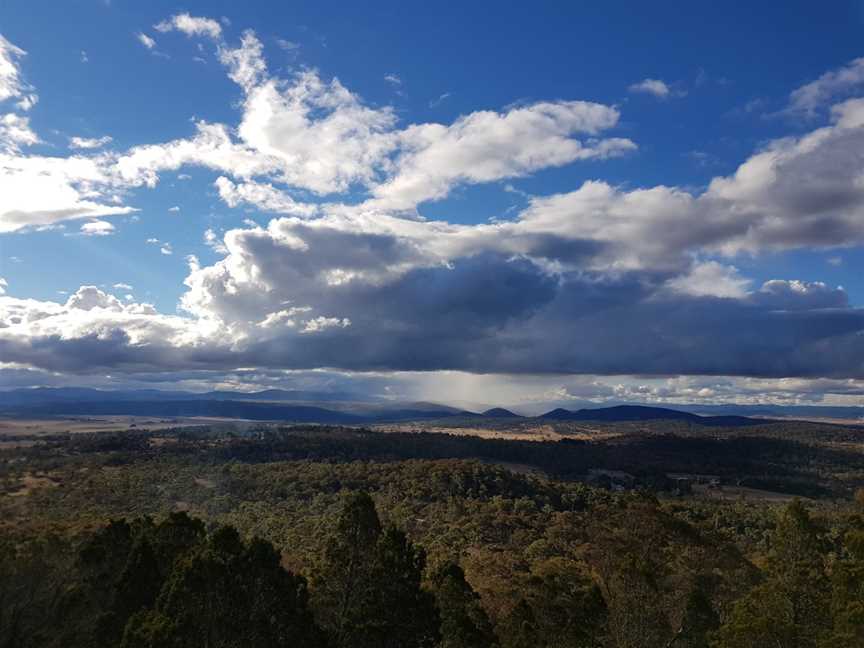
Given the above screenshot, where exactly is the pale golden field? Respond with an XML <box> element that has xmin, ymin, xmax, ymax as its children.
<box><xmin>0</xmin><ymin>416</ymin><xmax>247</xmax><ymax>437</ymax></box>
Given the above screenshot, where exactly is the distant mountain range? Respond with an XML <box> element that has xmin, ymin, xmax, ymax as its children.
<box><xmin>6</xmin><ymin>400</ymin><xmax>469</xmax><ymax>425</ymax></box>
<box><xmin>0</xmin><ymin>387</ymin><xmax>793</xmax><ymax>427</ymax></box>
<box><xmin>514</xmin><ymin>398</ymin><xmax>864</xmax><ymax>422</ymax></box>
<box><xmin>0</xmin><ymin>388</ymin><xmax>474</xmax><ymax>424</ymax></box>
<box><xmin>481</xmin><ymin>407</ymin><xmax>521</xmax><ymax>418</ymax></box>
<box><xmin>537</xmin><ymin>404</ymin><xmax>763</xmax><ymax>427</ymax></box>
<box><xmin>670</xmin><ymin>402</ymin><xmax>864</xmax><ymax>421</ymax></box>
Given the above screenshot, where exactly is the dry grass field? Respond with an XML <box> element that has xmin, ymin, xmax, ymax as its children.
<box><xmin>0</xmin><ymin>416</ymin><xmax>251</xmax><ymax>437</ymax></box>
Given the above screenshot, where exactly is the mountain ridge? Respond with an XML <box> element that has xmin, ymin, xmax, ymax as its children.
<box><xmin>539</xmin><ymin>404</ymin><xmax>766</xmax><ymax>427</ymax></box>
<box><xmin>0</xmin><ymin>389</ymin><xmax>778</xmax><ymax>426</ymax></box>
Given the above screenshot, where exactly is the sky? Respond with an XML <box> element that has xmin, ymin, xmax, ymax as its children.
<box><xmin>1</xmin><ymin>0</ymin><xmax>864</xmax><ymax>408</ymax></box>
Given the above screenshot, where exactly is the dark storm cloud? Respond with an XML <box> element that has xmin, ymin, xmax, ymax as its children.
<box><xmin>3</xmin><ymin>243</ymin><xmax>864</xmax><ymax>379</ymax></box>
<box><xmin>4</xmin><ymin>97</ymin><xmax>864</xmax><ymax>383</ymax></box>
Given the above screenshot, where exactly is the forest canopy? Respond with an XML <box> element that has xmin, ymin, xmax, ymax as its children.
<box><xmin>1</xmin><ymin>423</ymin><xmax>863</xmax><ymax>647</ymax></box>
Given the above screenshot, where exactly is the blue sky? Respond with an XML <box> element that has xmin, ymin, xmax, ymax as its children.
<box><xmin>1</xmin><ymin>1</ymin><xmax>863</xmax><ymax>407</ymax></box>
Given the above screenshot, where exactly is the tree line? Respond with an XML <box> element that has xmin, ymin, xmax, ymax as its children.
<box><xmin>2</xmin><ymin>490</ymin><xmax>863</xmax><ymax>647</ymax></box>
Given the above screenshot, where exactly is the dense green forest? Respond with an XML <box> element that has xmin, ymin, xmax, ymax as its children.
<box><xmin>1</xmin><ymin>424</ymin><xmax>863</xmax><ymax>646</ymax></box>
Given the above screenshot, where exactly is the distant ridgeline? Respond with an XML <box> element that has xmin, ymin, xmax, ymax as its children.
<box><xmin>538</xmin><ymin>404</ymin><xmax>764</xmax><ymax>427</ymax></box>
<box><xmin>0</xmin><ymin>387</ymin><xmax>773</xmax><ymax>426</ymax></box>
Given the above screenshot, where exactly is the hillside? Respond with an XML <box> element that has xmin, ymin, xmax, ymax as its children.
<box><xmin>540</xmin><ymin>404</ymin><xmax>766</xmax><ymax>427</ymax></box>
<box><xmin>1</xmin><ymin>389</ymin><xmax>776</xmax><ymax>427</ymax></box>
<box><xmin>1</xmin><ymin>422</ymin><xmax>863</xmax><ymax>648</ymax></box>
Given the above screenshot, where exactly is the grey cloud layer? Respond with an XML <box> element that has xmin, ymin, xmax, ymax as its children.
<box><xmin>2</xmin><ymin>242</ymin><xmax>863</xmax><ymax>378</ymax></box>
<box><xmin>1</xmin><ymin>19</ymin><xmax>864</xmax><ymax>383</ymax></box>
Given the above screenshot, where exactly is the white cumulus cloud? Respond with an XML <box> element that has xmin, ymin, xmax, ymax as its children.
<box><xmin>155</xmin><ymin>13</ymin><xmax>223</xmax><ymax>40</ymax></box>
<box><xmin>80</xmin><ymin>220</ymin><xmax>115</xmax><ymax>236</ymax></box>
<box><xmin>136</xmin><ymin>32</ymin><xmax>156</xmax><ymax>50</ymax></box>
<box><xmin>0</xmin><ymin>35</ymin><xmax>36</xmax><ymax>107</ymax></box>
<box><xmin>628</xmin><ymin>78</ymin><xmax>673</xmax><ymax>99</ymax></box>
<box><xmin>69</xmin><ymin>135</ymin><xmax>113</xmax><ymax>150</ymax></box>
<box><xmin>0</xmin><ymin>113</ymin><xmax>38</xmax><ymax>152</ymax></box>
<box><xmin>787</xmin><ymin>57</ymin><xmax>864</xmax><ymax>117</ymax></box>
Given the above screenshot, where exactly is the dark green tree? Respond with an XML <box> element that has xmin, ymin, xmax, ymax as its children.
<box><xmin>122</xmin><ymin>525</ymin><xmax>324</xmax><ymax>648</ymax></box>
<box><xmin>605</xmin><ymin>554</ymin><xmax>671</xmax><ymax>648</ymax></box>
<box><xmin>431</xmin><ymin>563</ymin><xmax>499</xmax><ymax>648</ymax></box>
<box><xmin>498</xmin><ymin>599</ymin><xmax>539</xmax><ymax>648</ymax></box>
<box><xmin>525</xmin><ymin>558</ymin><xmax>608</xmax><ymax>648</ymax></box>
<box><xmin>113</xmin><ymin>538</ymin><xmax>163</xmax><ymax>627</ymax></box>
<box><xmin>673</xmin><ymin>579</ymin><xmax>720</xmax><ymax>648</ymax></box>
<box><xmin>311</xmin><ymin>491</ymin><xmax>440</xmax><ymax>648</ymax></box>
<box><xmin>312</xmin><ymin>491</ymin><xmax>383</xmax><ymax>645</ymax></box>
<box><xmin>62</xmin><ymin>513</ymin><xmax>206</xmax><ymax>647</ymax></box>
<box><xmin>72</xmin><ymin>518</ymin><xmax>139</xmax><ymax>646</ymax></box>
<box><xmin>148</xmin><ymin>512</ymin><xmax>206</xmax><ymax>574</ymax></box>
<box><xmin>0</xmin><ymin>534</ymin><xmax>72</xmax><ymax>648</ymax></box>
<box><xmin>712</xmin><ymin>500</ymin><xmax>831</xmax><ymax>648</ymax></box>
<box><xmin>822</xmin><ymin>528</ymin><xmax>864</xmax><ymax>647</ymax></box>
<box><xmin>370</xmin><ymin>527</ymin><xmax>440</xmax><ymax>648</ymax></box>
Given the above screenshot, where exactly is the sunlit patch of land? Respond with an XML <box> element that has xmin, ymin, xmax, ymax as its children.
<box><xmin>0</xmin><ymin>416</ymin><xmax>255</xmax><ymax>437</ymax></box>
<box><xmin>690</xmin><ymin>483</ymin><xmax>806</xmax><ymax>503</ymax></box>
<box><xmin>373</xmin><ymin>421</ymin><xmax>624</xmax><ymax>442</ymax></box>
<box><xmin>374</xmin><ymin>423</ymin><xmax>567</xmax><ymax>441</ymax></box>
<box><xmin>6</xmin><ymin>472</ymin><xmax>60</xmax><ymax>497</ymax></box>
